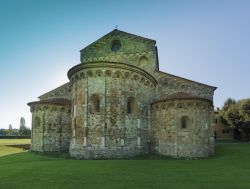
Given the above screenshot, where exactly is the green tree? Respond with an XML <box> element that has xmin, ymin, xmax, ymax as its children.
<box><xmin>241</xmin><ymin>99</ymin><xmax>250</xmax><ymax>117</ymax></box>
<box><xmin>239</xmin><ymin>99</ymin><xmax>250</xmax><ymax>140</ymax></box>
<box><xmin>220</xmin><ymin>98</ymin><xmax>250</xmax><ymax>141</ymax></box>
<box><xmin>222</xmin><ymin>98</ymin><xmax>236</xmax><ymax>112</ymax></box>
<box><xmin>19</xmin><ymin>117</ymin><xmax>26</xmax><ymax>136</ymax></box>
<box><xmin>8</xmin><ymin>124</ymin><xmax>13</xmax><ymax>136</ymax></box>
<box><xmin>19</xmin><ymin>117</ymin><xmax>31</xmax><ymax>137</ymax></box>
<box><xmin>0</xmin><ymin>129</ymin><xmax>8</xmax><ymax>136</ymax></box>
<box><xmin>225</xmin><ymin>104</ymin><xmax>243</xmax><ymax>128</ymax></box>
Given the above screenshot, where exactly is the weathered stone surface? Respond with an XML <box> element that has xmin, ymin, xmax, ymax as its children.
<box><xmin>150</xmin><ymin>98</ymin><xmax>214</xmax><ymax>157</ymax></box>
<box><xmin>28</xmin><ymin>29</ymin><xmax>216</xmax><ymax>159</ymax></box>
<box><xmin>29</xmin><ymin>103</ymin><xmax>71</xmax><ymax>152</ymax></box>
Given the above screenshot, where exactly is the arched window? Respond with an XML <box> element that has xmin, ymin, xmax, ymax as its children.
<box><xmin>91</xmin><ymin>94</ymin><xmax>101</xmax><ymax>113</ymax></box>
<box><xmin>111</xmin><ymin>40</ymin><xmax>121</xmax><ymax>52</ymax></box>
<box><xmin>181</xmin><ymin>116</ymin><xmax>188</xmax><ymax>129</ymax></box>
<box><xmin>127</xmin><ymin>97</ymin><xmax>136</xmax><ymax>114</ymax></box>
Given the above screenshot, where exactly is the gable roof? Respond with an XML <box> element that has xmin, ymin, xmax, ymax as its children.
<box><xmin>80</xmin><ymin>29</ymin><xmax>156</xmax><ymax>52</ymax></box>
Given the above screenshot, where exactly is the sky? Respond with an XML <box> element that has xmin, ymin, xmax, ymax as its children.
<box><xmin>0</xmin><ymin>0</ymin><xmax>249</xmax><ymax>129</ymax></box>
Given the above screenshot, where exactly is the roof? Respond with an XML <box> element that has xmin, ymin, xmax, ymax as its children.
<box><xmin>80</xmin><ymin>29</ymin><xmax>156</xmax><ymax>52</ymax></box>
<box><xmin>27</xmin><ymin>98</ymin><xmax>71</xmax><ymax>106</ymax></box>
<box><xmin>158</xmin><ymin>71</ymin><xmax>217</xmax><ymax>90</ymax></box>
<box><xmin>152</xmin><ymin>92</ymin><xmax>212</xmax><ymax>104</ymax></box>
<box><xmin>38</xmin><ymin>82</ymin><xmax>71</xmax><ymax>100</ymax></box>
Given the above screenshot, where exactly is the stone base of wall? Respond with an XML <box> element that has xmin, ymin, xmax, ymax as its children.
<box><xmin>69</xmin><ymin>145</ymin><xmax>148</xmax><ymax>159</ymax></box>
<box><xmin>153</xmin><ymin>143</ymin><xmax>210</xmax><ymax>158</ymax></box>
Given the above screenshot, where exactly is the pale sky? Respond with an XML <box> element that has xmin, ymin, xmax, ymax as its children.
<box><xmin>0</xmin><ymin>0</ymin><xmax>249</xmax><ymax>129</ymax></box>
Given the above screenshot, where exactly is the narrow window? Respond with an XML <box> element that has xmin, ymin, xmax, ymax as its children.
<box><xmin>96</xmin><ymin>98</ymin><xmax>100</xmax><ymax>112</ymax></box>
<box><xmin>127</xmin><ymin>99</ymin><xmax>132</xmax><ymax>114</ymax></box>
<box><xmin>91</xmin><ymin>94</ymin><xmax>101</xmax><ymax>113</ymax></box>
<box><xmin>127</xmin><ymin>97</ymin><xmax>136</xmax><ymax>114</ymax></box>
<box><xmin>181</xmin><ymin>116</ymin><xmax>188</xmax><ymax>129</ymax></box>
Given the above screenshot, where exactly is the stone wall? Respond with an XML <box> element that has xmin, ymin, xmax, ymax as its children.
<box><xmin>30</xmin><ymin>104</ymin><xmax>71</xmax><ymax>152</ymax></box>
<box><xmin>68</xmin><ymin>62</ymin><xmax>156</xmax><ymax>159</ymax></box>
<box><xmin>150</xmin><ymin>99</ymin><xmax>214</xmax><ymax>158</ymax></box>
<box><xmin>80</xmin><ymin>30</ymin><xmax>158</xmax><ymax>74</ymax></box>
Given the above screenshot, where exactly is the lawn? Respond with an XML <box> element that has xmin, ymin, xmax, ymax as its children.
<box><xmin>0</xmin><ymin>139</ymin><xmax>31</xmax><ymax>157</ymax></box>
<box><xmin>0</xmin><ymin>141</ymin><xmax>249</xmax><ymax>189</ymax></box>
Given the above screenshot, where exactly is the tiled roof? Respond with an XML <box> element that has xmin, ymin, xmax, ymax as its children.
<box><xmin>152</xmin><ymin>92</ymin><xmax>212</xmax><ymax>104</ymax></box>
<box><xmin>27</xmin><ymin>98</ymin><xmax>71</xmax><ymax>106</ymax></box>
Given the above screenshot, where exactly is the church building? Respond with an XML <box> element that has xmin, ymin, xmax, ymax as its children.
<box><xmin>28</xmin><ymin>29</ymin><xmax>216</xmax><ymax>159</ymax></box>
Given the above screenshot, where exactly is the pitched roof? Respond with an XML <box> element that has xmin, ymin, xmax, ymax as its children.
<box><xmin>27</xmin><ymin>98</ymin><xmax>71</xmax><ymax>106</ymax></box>
<box><xmin>80</xmin><ymin>29</ymin><xmax>156</xmax><ymax>52</ymax></box>
<box><xmin>158</xmin><ymin>71</ymin><xmax>217</xmax><ymax>90</ymax></box>
<box><xmin>38</xmin><ymin>82</ymin><xmax>71</xmax><ymax>100</ymax></box>
<box><xmin>152</xmin><ymin>92</ymin><xmax>212</xmax><ymax>104</ymax></box>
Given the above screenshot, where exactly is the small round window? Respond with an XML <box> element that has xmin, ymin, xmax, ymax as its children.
<box><xmin>111</xmin><ymin>40</ymin><xmax>121</xmax><ymax>52</ymax></box>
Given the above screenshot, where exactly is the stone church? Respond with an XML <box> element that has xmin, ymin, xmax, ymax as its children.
<box><xmin>28</xmin><ymin>29</ymin><xmax>216</xmax><ymax>159</ymax></box>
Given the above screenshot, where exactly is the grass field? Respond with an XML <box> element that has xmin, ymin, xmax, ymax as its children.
<box><xmin>0</xmin><ymin>139</ymin><xmax>31</xmax><ymax>157</ymax></box>
<box><xmin>0</xmin><ymin>140</ymin><xmax>249</xmax><ymax>189</ymax></box>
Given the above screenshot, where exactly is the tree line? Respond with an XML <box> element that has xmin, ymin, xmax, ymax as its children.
<box><xmin>0</xmin><ymin>117</ymin><xmax>31</xmax><ymax>137</ymax></box>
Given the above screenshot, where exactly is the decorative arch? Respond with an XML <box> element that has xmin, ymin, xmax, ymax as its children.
<box><xmin>87</xmin><ymin>70</ymin><xmax>93</xmax><ymax>77</ymax></box>
<box><xmin>105</xmin><ymin>70</ymin><xmax>112</xmax><ymax>77</ymax></box>
<box><xmin>95</xmin><ymin>70</ymin><xmax>102</xmax><ymax>77</ymax></box>
<box><xmin>139</xmin><ymin>56</ymin><xmax>148</xmax><ymax>65</ymax></box>
<box><xmin>114</xmin><ymin>71</ymin><xmax>122</xmax><ymax>78</ymax></box>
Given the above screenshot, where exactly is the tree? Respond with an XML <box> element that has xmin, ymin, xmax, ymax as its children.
<box><xmin>19</xmin><ymin>117</ymin><xmax>31</xmax><ymax>137</ymax></box>
<box><xmin>241</xmin><ymin>99</ymin><xmax>250</xmax><ymax>117</ymax></box>
<box><xmin>239</xmin><ymin>99</ymin><xmax>250</xmax><ymax>140</ymax></box>
<box><xmin>225</xmin><ymin>104</ymin><xmax>243</xmax><ymax>128</ymax></box>
<box><xmin>222</xmin><ymin>98</ymin><xmax>236</xmax><ymax>112</ymax></box>
<box><xmin>0</xmin><ymin>129</ymin><xmax>8</xmax><ymax>136</ymax></box>
<box><xmin>19</xmin><ymin>117</ymin><xmax>26</xmax><ymax>136</ymax></box>
<box><xmin>8</xmin><ymin>124</ymin><xmax>13</xmax><ymax>136</ymax></box>
<box><xmin>219</xmin><ymin>98</ymin><xmax>250</xmax><ymax>141</ymax></box>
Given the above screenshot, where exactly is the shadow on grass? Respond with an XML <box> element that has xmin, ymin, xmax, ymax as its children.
<box><xmin>5</xmin><ymin>144</ymin><xmax>30</xmax><ymax>150</ymax></box>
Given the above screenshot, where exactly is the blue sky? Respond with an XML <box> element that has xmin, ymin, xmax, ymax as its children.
<box><xmin>0</xmin><ymin>0</ymin><xmax>249</xmax><ymax>129</ymax></box>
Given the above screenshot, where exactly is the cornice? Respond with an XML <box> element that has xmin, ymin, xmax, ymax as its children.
<box><xmin>67</xmin><ymin>61</ymin><xmax>158</xmax><ymax>86</ymax></box>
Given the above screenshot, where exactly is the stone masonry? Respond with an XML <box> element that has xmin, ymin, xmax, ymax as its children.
<box><xmin>28</xmin><ymin>29</ymin><xmax>216</xmax><ymax>159</ymax></box>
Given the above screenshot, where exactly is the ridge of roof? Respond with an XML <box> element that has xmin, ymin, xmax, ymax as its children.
<box><xmin>80</xmin><ymin>29</ymin><xmax>156</xmax><ymax>52</ymax></box>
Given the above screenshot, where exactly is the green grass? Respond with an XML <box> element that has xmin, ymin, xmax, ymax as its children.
<box><xmin>0</xmin><ymin>139</ymin><xmax>30</xmax><ymax>157</ymax></box>
<box><xmin>0</xmin><ymin>141</ymin><xmax>249</xmax><ymax>189</ymax></box>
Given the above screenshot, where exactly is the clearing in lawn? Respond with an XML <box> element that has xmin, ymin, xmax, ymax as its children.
<box><xmin>0</xmin><ymin>140</ymin><xmax>249</xmax><ymax>189</ymax></box>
